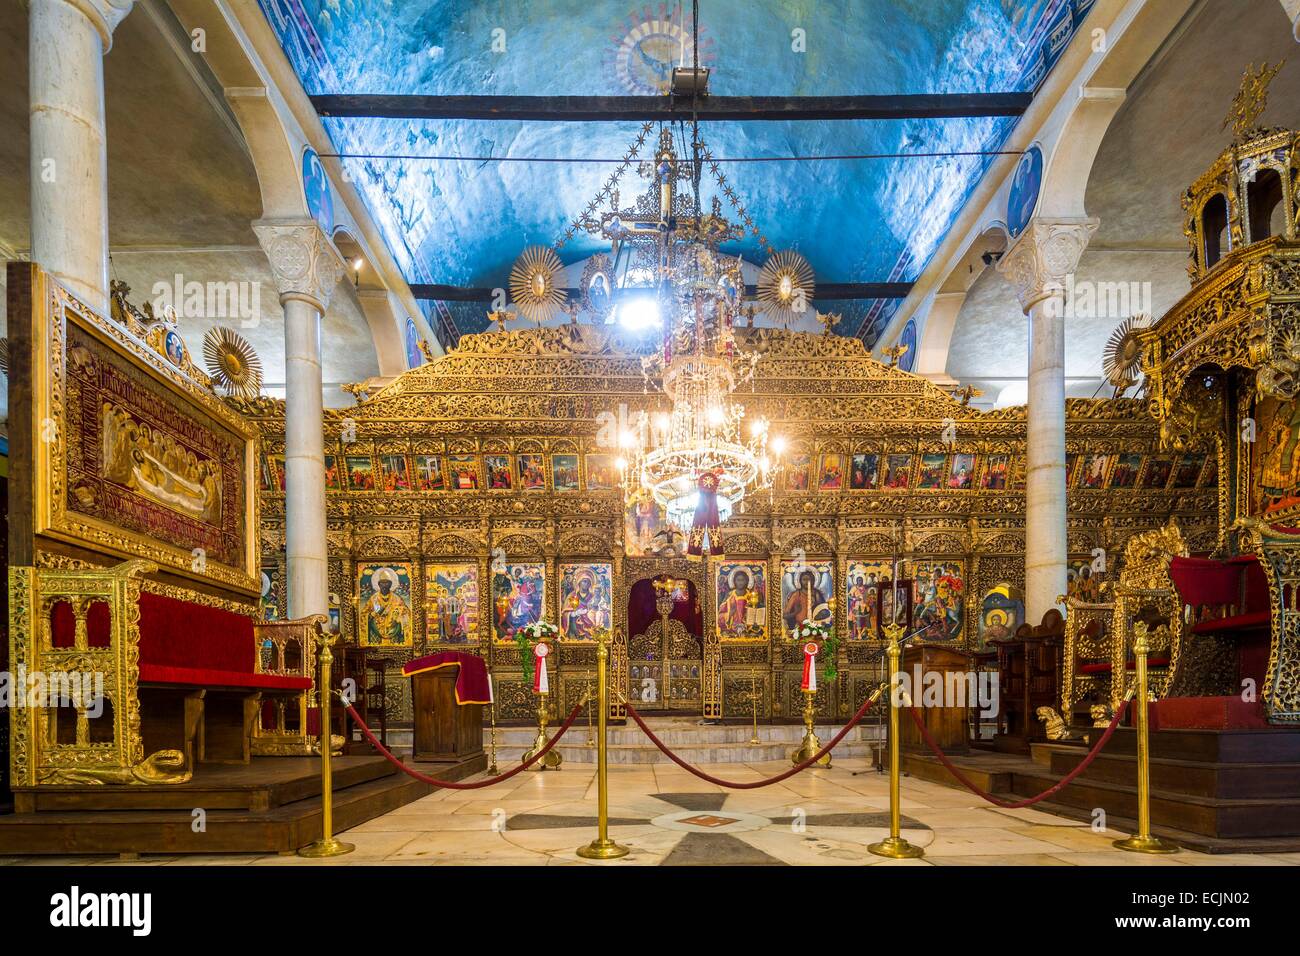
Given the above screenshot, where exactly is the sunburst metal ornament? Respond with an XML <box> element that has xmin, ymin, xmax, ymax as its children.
<box><xmin>1103</xmin><ymin>313</ymin><xmax>1152</xmax><ymax>397</ymax></box>
<box><xmin>203</xmin><ymin>326</ymin><xmax>263</xmax><ymax>399</ymax></box>
<box><xmin>509</xmin><ymin>245</ymin><xmax>567</xmax><ymax>326</ymax></box>
<box><xmin>756</xmin><ymin>250</ymin><xmax>815</xmax><ymax>326</ymax></box>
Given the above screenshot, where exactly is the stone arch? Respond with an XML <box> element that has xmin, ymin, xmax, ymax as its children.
<box><xmin>333</xmin><ymin>228</ymin><xmax>406</xmax><ymax>376</ymax></box>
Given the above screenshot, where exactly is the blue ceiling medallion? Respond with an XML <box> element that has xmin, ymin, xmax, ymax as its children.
<box><xmin>302</xmin><ymin>146</ymin><xmax>335</xmax><ymax>235</ymax></box>
<box><xmin>405</xmin><ymin>317</ymin><xmax>423</xmax><ymax>369</ymax></box>
<box><xmin>898</xmin><ymin>319</ymin><xmax>918</xmax><ymax>373</ymax></box>
<box><xmin>1007</xmin><ymin>145</ymin><xmax>1044</xmax><ymax>240</ymax></box>
<box><xmin>608</xmin><ymin>8</ymin><xmax>714</xmax><ymax>96</ymax></box>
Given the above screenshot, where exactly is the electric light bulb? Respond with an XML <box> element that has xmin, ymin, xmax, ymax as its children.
<box><xmin>618</xmin><ymin>296</ymin><xmax>661</xmax><ymax>330</ymax></box>
<box><xmin>771</xmin><ymin>435</ymin><xmax>787</xmax><ymax>455</ymax></box>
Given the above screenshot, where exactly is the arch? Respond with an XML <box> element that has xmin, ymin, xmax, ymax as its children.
<box><xmin>1247</xmin><ymin>167</ymin><xmax>1286</xmax><ymax>244</ymax></box>
<box><xmin>334</xmin><ymin>228</ymin><xmax>406</xmax><ymax>376</ymax></box>
<box><xmin>1201</xmin><ymin>193</ymin><xmax>1231</xmax><ymax>267</ymax></box>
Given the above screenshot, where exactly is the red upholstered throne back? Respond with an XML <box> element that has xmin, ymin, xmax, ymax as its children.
<box><xmin>136</xmin><ymin>591</ymin><xmax>256</xmax><ymax>671</ymax></box>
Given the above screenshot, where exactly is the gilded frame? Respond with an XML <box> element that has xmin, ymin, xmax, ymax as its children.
<box><xmin>29</xmin><ymin>270</ymin><xmax>260</xmax><ymax>595</ymax></box>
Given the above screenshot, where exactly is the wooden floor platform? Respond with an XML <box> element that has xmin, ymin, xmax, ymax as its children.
<box><xmin>903</xmin><ymin>726</ymin><xmax>1300</xmax><ymax>854</ymax></box>
<box><xmin>0</xmin><ymin>752</ymin><xmax>486</xmax><ymax>856</ymax></box>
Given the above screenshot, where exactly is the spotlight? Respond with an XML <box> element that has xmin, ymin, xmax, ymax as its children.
<box><xmin>670</xmin><ymin>66</ymin><xmax>710</xmax><ymax>97</ymax></box>
<box><xmin>617</xmin><ymin>296</ymin><xmax>662</xmax><ymax>330</ymax></box>
<box><xmin>771</xmin><ymin>435</ymin><xmax>788</xmax><ymax>455</ymax></box>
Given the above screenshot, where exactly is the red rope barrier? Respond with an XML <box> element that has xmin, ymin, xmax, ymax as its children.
<box><xmin>623</xmin><ymin>686</ymin><xmax>885</xmax><ymax>789</ymax></box>
<box><xmin>904</xmin><ymin>698</ymin><xmax>1131</xmax><ymax>809</ymax></box>
<box><xmin>343</xmin><ymin>701</ymin><xmax>584</xmax><ymax>790</ymax></box>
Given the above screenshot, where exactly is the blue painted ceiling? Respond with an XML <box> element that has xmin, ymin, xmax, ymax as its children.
<box><xmin>258</xmin><ymin>0</ymin><xmax>1093</xmax><ymax>345</ymax></box>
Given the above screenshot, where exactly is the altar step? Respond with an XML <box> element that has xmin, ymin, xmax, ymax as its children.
<box><xmin>374</xmin><ymin>718</ymin><xmax>883</xmax><ymax>765</ymax></box>
<box><xmin>0</xmin><ymin>753</ymin><xmax>485</xmax><ymax>856</ymax></box>
<box><xmin>902</xmin><ymin>726</ymin><xmax>1300</xmax><ymax>853</ymax></box>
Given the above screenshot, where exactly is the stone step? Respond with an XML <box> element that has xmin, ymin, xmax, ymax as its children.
<box><xmin>376</xmin><ymin>724</ymin><xmax>880</xmax><ymax>748</ymax></box>
<box><xmin>362</xmin><ymin>722</ymin><xmax>883</xmax><ymax>765</ymax></box>
<box><xmin>485</xmin><ymin>740</ymin><xmax>881</xmax><ymax>765</ymax></box>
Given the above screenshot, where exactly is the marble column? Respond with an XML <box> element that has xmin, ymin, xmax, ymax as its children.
<box><xmin>254</xmin><ymin>220</ymin><xmax>344</xmax><ymax>619</ymax></box>
<box><xmin>29</xmin><ymin>0</ymin><xmax>135</xmax><ymax>313</ymax></box>
<box><xmin>997</xmin><ymin>218</ymin><xmax>1097</xmax><ymax>623</ymax></box>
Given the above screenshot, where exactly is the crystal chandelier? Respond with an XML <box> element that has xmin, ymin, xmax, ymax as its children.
<box><xmin>618</xmin><ymin>251</ymin><xmax>780</xmax><ymax>534</ymax></box>
<box><xmin>510</xmin><ymin>121</ymin><xmax>803</xmax><ymax>542</ymax></box>
<box><xmin>609</xmin><ymin>131</ymin><xmax>789</xmax><ymax>536</ymax></box>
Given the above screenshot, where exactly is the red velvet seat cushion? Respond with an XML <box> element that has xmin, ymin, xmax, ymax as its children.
<box><xmin>138</xmin><ymin>663</ymin><xmax>311</xmax><ymax>691</ymax></box>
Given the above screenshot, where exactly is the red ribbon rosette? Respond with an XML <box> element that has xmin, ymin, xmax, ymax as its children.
<box><xmin>533</xmin><ymin>640</ymin><xmax>551</xmax><ymax>694</ymax></box>
<box><xmin>801</xmin><ymin>640</ymin><xmax>819</xmax><ymax>692</ymax></box>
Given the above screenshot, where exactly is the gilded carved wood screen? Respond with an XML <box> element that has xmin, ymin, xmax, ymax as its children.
<box><xmin>237</xmin><ymin>325</ymin><xmax>1220</xmax><ymax>721</ymax></box>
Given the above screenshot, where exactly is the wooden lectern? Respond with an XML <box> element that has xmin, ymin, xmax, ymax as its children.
<box><xmin>411</xmin><ymin>665</ymin><xmax>484</xmax><ymax>762</ymax></box>
<box><xmin>899</xmin><ymin>642</ymin><xmax>972</xmax><ymax>754</ymax></box>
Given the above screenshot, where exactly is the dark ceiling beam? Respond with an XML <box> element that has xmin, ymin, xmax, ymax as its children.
<box><xmin>311</xmin><ymin>93</ymin><xmax>1031</xmax><ymax>122</ymax></box>
<box><xmin>410</xmin><ymin>282</ymin><xmax>914</xmax><ymax>302</ymax></box>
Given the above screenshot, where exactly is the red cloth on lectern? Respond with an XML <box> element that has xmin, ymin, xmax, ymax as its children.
<box><xmin>687</xmin><ymin>468</ymin><xmax>724</xmax><ymax>558</ymax></box>
<box><xmin>402</xmin><ymin>652</ymin><xmax>491</xmax><ymax>705</ymax></box>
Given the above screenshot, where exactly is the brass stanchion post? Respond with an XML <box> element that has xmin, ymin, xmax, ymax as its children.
<box><xmin>749</xmin><ymin>675</ymin><xmax>760</xmax><ymax>746</ymax></box>
<box><xmin>487</xmin><ymin>670</ymin><xmax>500</xmax><ymax>775</ymax></box>
<box><xmin>1114</xmin><ymin>621</ymin><xmax>1178</xmax><ymax>854</ymax></box>
<box><xmin>868</xmin><ymin>621</ymin><xmax>923</xmax><ymax>859</ymax></box>
<box><xmin>299</xmin><ymin>634</ymin><xmax>355</xmax><ymax>858</ymax></box>
<box><xmin>578</xmin><ymin>630</ymin><xmax>629</xmax><ymax>860</ymax></box>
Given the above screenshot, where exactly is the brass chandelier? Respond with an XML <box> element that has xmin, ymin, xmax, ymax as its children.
<box><xmin>619</xmin><ymin>243</ymin><xmax>781</xmax><ymax>533</ymax></box>
<box><xmin>510</xmin><ymin>120</ymin><xmax>804</xmax><ymax>536</ymax></box>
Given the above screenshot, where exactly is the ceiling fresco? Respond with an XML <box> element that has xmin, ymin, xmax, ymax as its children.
<box><xmin>258</xmin><ymin>0</ymin><xmax>1095</xmax><ymax>344</ymax></box>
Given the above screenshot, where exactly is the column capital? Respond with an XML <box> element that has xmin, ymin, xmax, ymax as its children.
<box><xmin>996</xmin><ymin>217</ymin><xmax>1098</xmax><ymax>314</ymax></box>
<box><xmin>253</xmin><ymin>219</ymin><xmax>345</xmax><ymax>313</ymax></box>
<box><xmin>63</xmin><ymin>0</ymin><xmax>136</xmax><ymax>50</ymax></box>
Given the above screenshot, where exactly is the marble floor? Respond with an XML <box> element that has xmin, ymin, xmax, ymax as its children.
<box><xmin>5</xmin><ymin>757</ymin><xmax>1298</xmax><ymax>866</ymax></box>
